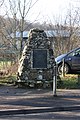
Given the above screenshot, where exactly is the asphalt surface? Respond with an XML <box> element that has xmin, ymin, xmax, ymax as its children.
<box><xmin>0</xmin><ymin>85</ymin><xmax>80</xmax><ymax>116</ymax></box>
<box><xmin>1</xmin><ymin>111</ymin><xmax>80</xmax><ymax>120</ymax></box>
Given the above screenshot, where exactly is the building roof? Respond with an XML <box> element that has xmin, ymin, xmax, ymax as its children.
<box><xmin>10</xmin><ymin>30</ymin><xmax>71</xmax><ymax>39</ymax></box>
<box><xmin>10</xmin><ymin>31</ymin><xmax>29</xmax><ymax>39</ymax></box>
<box><xmin>9</xmin><ymin>28</ymin><xmax>80</xmax><ymax>40</ymax></box>
<box><xmin>45</xmin><ymin>30</ymin><xmax>70</xmax><ymax>37</ymax></box>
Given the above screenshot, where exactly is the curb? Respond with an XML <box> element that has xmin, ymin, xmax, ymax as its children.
<box><xmin>0</xmin><ymin>105</ymin><xmax>80</xmax><ymax>116</ymax></box>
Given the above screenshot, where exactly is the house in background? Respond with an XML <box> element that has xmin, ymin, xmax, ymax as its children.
<box><xmin>10</xmin><ymin>31</ymin><xmax>29</xmax><ymax>50</ymax></box>
<box><xmin>10</xmin><ymin>30</ymin><xmax>70</xmax><ymax>50</ymax></box>
<box><xmin>8</xmin><ymin>28</ymin><xmax>80</xmax><ymax>58</ymax></box>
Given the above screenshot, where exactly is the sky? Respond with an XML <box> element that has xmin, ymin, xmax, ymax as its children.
<box><xmin>25</xmin><ymin>0</ymin><xmax>80</xmax><ymax>23</ymax></box>
<box><xmin>0</xmin><ymin>0</ymin><xmax>80</xmax><ymax>24</ymax></box>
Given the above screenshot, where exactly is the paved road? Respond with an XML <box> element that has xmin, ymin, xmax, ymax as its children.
<box><xmin>0</xmin><ymin>111</ymin><xmax>80</xmax><ymax>120</ymax></box>
<box><xmin>0</xmin><ymin>85</ymin><xmax>80</xmax><ymax>119</ymax></box>
<box><xmin>0</xmin><ymin>86</ymin><xmax>80</xmax><ymax>109</ymax></box>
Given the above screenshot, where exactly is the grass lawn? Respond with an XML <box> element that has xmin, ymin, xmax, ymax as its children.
<box><xmin>0</xmin><ymin>74</ymin><xmax>80</xmax><ymax>89</ymax></box>
<box><xmin>0</xmin><ymin>75</ymin><xmax>16</xmax><ymax>85</ymax></box>
<box><xmin>58</xmin><ymin>74</ymin><xmax>80</xmax><ymax>89</ymax></box>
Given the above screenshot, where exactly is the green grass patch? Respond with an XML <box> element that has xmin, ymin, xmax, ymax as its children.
<box><xmin>0</xmin><ymin>61</ymin><xmax>12</xmax><ymax>69</ymax></box>
<box><xmin>0</xmin><ymin>75</ymin><xmax>17</xmax><ymax>85</ymax></box>
<box><xmin>58</xmin><ymin>75</ymin><xmax>79</xmax><ymax>89</ymax></box>
<box><xmin>0</xmin><ymin>74</ymin><xmax>79</xmax><ymax>89</ymax></box>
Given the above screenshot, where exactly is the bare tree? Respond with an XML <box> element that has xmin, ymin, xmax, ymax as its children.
<box><xmin>0</xmin><ymin>0</ymin><xmax>39</xmax><ymax>59</ymax></box>
<box><xmin>64</xmin><ymin>7</ymin><xmax>80</xmax><ymax>51</ymax></box>
<box><xmin>0</xmin><ymin>0</ymin><xmax>4</xmax><ymax>7</ymax></box>
<box><xmin>48</xmin><ymin>5</ymin><xmax>80</xmax><ymax>57</ymax></box>
<box><xmin>17</xmin><ymin>0</ymin><xmax>39</xmax><ymax>57</ymax></box>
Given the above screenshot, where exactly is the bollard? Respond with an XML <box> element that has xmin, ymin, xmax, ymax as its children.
<box><xmin>53</xmin><ymin>64</ymin><xmax>57</xmax><ymax>96</ymax></box>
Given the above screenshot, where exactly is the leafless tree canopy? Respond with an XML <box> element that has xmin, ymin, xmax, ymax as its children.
<box><xmin>0</xmin><ymin>0</ymin><xmax>4</xmax><ymax>7</ymax></box>
<box><xmin>0</xmin><ymin>0</ymin><xmax>80</xmax><ymax>59</ymax></box>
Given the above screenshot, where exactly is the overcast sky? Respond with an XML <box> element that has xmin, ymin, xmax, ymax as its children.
<box><xmin>26</xmin><ymin>0</ymin><xmax>80</xmax><ymax>23</ymax></box>
<box><xmin>0</xmin><ymin>0</ymin><xmax>80</xmax><ymax>24</ymax></box>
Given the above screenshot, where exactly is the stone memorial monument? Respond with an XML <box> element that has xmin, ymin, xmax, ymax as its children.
<box><xmin>17</xmin><ymin>28</ymin><xmax>55</xmax><ymax>88</ymax></box>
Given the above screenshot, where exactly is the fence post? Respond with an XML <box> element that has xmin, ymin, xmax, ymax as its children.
<box><xmin>78</xmin><ymin>74</ymin><xmax>80</xmax><ymax>85</ymax></box>
<box><xmin>62</xmin><ymin>58</ymin><xmax>65</xmax><ymax>77</ymax></box>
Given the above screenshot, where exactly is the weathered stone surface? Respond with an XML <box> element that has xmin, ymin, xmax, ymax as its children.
<box><xmin>17</xmin><ymin>28</ymin><xmax>55</xmax><ymax>86</ymax></box>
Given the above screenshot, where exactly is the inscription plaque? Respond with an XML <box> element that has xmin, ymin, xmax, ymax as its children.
<box><xmin>33</xmin><ymin>49</ymin><xmax>47</xmax><ymax>68</ymax></box>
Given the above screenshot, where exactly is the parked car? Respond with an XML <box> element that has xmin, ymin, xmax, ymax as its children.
<box><xmin>55</xmin><ymin>47</ymin><xmax>80</xmax><ymax>74</ymax></box>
